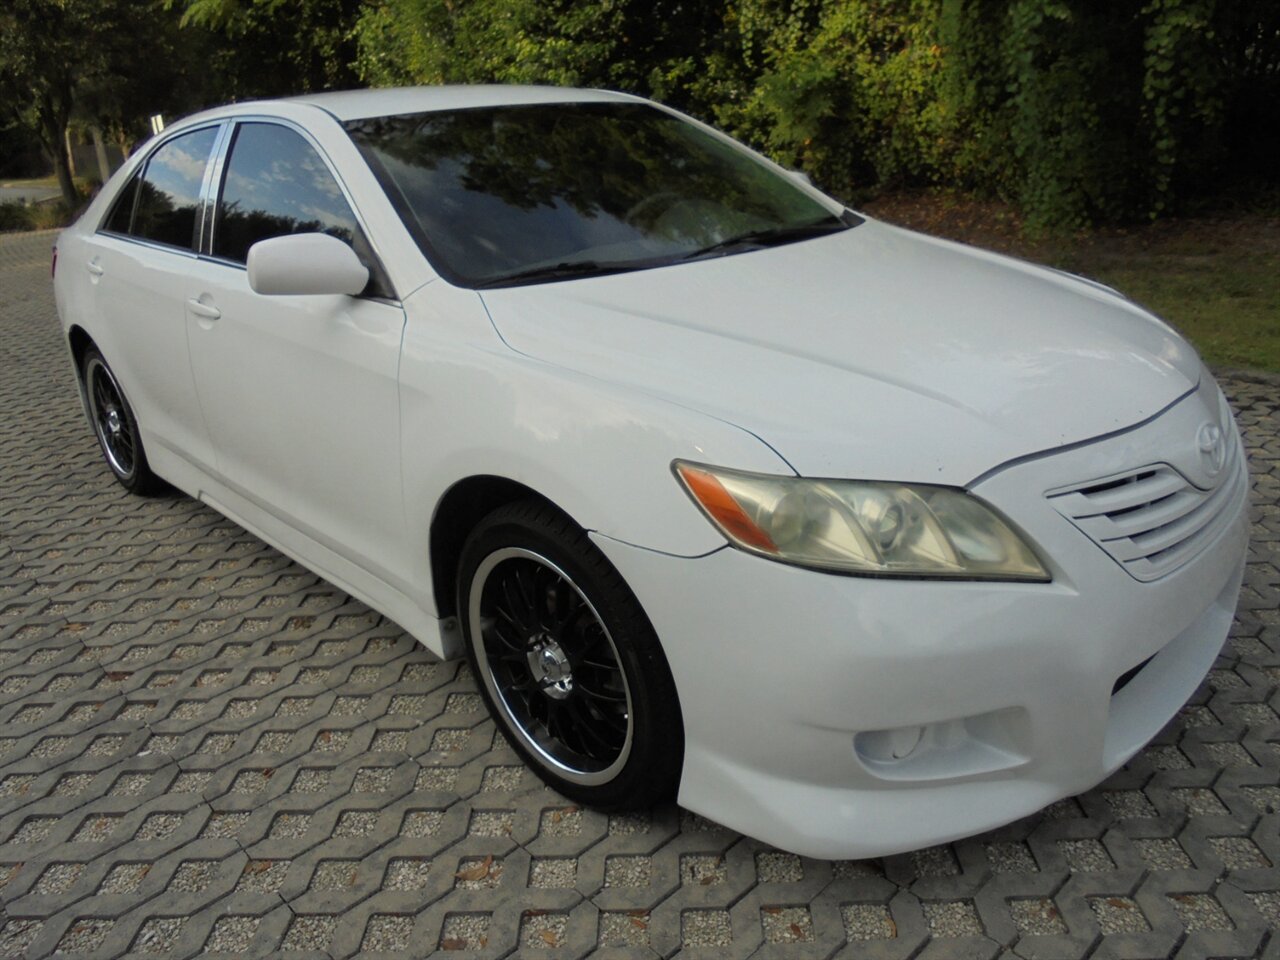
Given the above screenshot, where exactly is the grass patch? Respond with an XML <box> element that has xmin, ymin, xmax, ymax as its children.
<box><xmin>864</xmin><ymin>191</ymin><xmax>1280</xmax><ymax>372</ymax></box>
<box><xmin>0</xmin><ymin>175</ymin><xmax>59</xmax><ymax>190</ymax></box>
<box><xmin>1060</xmin><ymin>239</ymin><xmax>1280</xmax><ymax>372</ymax></box>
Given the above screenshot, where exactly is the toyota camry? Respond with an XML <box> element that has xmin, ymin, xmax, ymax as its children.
<box><xmin>52</xmin><ymin>85</ymin><xmax>1249</xmax><ymax>858</ymax></box>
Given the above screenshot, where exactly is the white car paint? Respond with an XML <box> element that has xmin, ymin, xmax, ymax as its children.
<box><xmin>53</xmin><ymin>85</ymin><xmax>1249</xmax><ymax>858</ymax></box>
<box><xmin>601</xmin><ymin>373</ymin><xmax>1246</xmax><ymax>856</ymax></box>
<box><xmin>246</xmin><ymin>233</ymin><xmax>369</xmax><ymax>296</ymax></box>
<box><xmin>481</xmin><ymin>220</ymin><xmax>1201</xmax><ymax>484</ymax></box>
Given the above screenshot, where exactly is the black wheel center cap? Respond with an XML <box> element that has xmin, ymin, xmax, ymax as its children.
<box><xmin>527</xmin><ymin>634</ymin><xmax>573</xmax><ymax>700</ymax></box>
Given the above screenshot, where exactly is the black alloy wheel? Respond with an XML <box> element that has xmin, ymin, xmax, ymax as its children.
<box><xmin>82</xmin><ymin>347</ymin><xmax>162</xmax><ymax>494</ymax></box>
<box><xmin>458</xmin><ymin>500</ymin><xmax>683</xmax><ymax>808</ymax></box>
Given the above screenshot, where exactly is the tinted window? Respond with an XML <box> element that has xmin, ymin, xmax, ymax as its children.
<box><xmin>346</xmin><ymin>102</ymin><xmax>849</xmax><ymax>288</ymax></box>
<box><xmin>132</xmin><ymin>127</ymin><xmax>218</xmax><ymax>250</ymax></box>
<box><xmin>103</xmin><ymin>173</ymin><xmax>139</xmax><ymax>234</ymax></box>
<box><xmin>213</xmin><ymin>123</ymin><xmax>360</xmax><ymax>264</ymax></box>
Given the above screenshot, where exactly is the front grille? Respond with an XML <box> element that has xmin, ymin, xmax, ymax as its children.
<box><xmin>1047</xmin><ymin>438</ymin><xmax>1244</xmax><ymax>582</ymax></box>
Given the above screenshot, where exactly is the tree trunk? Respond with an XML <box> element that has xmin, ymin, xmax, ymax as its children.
<box><xmin>64</xmin><ymin>126</ymin><xmax>77</xmax><ymax>179</ymax></box>
<box><xmin>36</xmin><ymin>92</ymin><xmax>78</xmax><ymax>209</ymax></box>
<box><xmin>50</xmin><ymin>131</ymin><xmax>78</xmax><ymax>208</ymax></box>
<box><xmin>91</xmin><ymin>125</ymin><xmax>112</xmax><ymax>183</ymax></box>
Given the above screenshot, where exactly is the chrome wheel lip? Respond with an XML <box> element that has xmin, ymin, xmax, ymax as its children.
<box><xmin>468</xmin><ymin>547</ymin><xmax>634</xmax><ymax>786</ymax></box>
<box><xmin>85</xmin><ymin>357</ymin><xmax>136</xmax><ymax>480</ymax></box>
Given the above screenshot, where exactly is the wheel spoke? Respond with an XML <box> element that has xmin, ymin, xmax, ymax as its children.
<box><xmin>514</xmin><ymin>564</ymin><xmax>542</xmax><ymax>629</ymax></box>
<box><xmin>566</xmin><ymin>698</ymin><xmax>624</xmax><ymax>749</ymax></box>
<box><xmin>544</xmin><ymin>576</ymin><xmax>579</xmax><ymax>631</ymax></box>
<box><xmin>532</xmin><ymin>564</ymin><xmax>555</xmax><ymax>624</ymax></box>
<box><xmin>485</xmin><ymin>617</ymin><xmax>525</xmax><ymax>655</ymax></box>
<box><xmin>552</xmin><ymin>605</ymin><xmax>592</xmax><ymax>650</ymax></box>
<box><xmin>489</xmin><ymin>648</ymin><xmax>527</xmax><ymax>664</ymax></box>
<box><xmin>501</xmin><ymin>573</ymin><xmax>536</xmax><ymax>629</ymax></box>
<box><xmin>576</xmin><ymin>678</ymin><xmax>627</xmax><ymax>703</ymax></box>
<box><xmin>559</xmin><ymin>702</ymin><xmax>604</xmax><ymax>760</ymax></box>
<box><xmin>506</xmin><ymin>674</ymin><xmax>535</xmax><ymax>693</ymax></box>
<box><xmin>493</xmin><ymin>601</ymin><xmax>522</xmax><ymax>631</ymax></box>
<box><xmin>545</xmin><ymin>701</ymin><xmax>582</xmax><ymax>755</ymax></box>
<box><xmin>576</xmin><ymin>685</ymin><xmax>629</xmax><ymax>730</ymax></box>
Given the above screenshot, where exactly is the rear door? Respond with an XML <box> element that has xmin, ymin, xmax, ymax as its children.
<box><xmin>184</xmin><ymin>119</ymin><xmax>408</xmax><ymax>582</ymax></box>
<box><xmin>84</xmin><ymin>124</ymin><xmax>223</xmax><ymax>470</ymax></box>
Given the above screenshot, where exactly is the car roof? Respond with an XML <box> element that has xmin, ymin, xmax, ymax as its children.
<box><xmin>166</xmin><ymin>85</ymin><xmax>644</xmax><ymax>132</ymax></box>
<box><xmin>284</xmin><ymin>84</ymin><xmax>640</xmax><ymax>122</ymax></box>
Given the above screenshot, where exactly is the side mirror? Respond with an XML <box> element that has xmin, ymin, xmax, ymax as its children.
<box><xmin>246</xmin><ymin>233</ymin><xmax>369</xmax><ymax>296</ymax></box>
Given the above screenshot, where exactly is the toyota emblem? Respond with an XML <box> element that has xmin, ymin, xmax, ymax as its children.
<box><xmin>1197</xmin><ymin>422</ymin><xmax>1226</xmax><ymax>477</ymax></box>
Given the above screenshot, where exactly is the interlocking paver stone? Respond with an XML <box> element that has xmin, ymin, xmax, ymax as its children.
<box><xmin>2</xmin><ymin>227</ymin><xmax>1279</xmax><ymax>957</ymax></box>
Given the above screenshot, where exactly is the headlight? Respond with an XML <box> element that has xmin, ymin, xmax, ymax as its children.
<box><xmin>674</xmin><ymin>461</ymin><xmax>1049</xmax><ymax>581</ymax></box>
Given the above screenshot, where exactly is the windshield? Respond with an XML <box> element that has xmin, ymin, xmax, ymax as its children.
<box><xmin>345</xmin><ymin>101</ymin><xmax>853</xmax><ymax>288</ymax></box>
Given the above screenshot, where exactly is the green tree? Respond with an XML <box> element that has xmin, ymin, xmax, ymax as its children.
<box><xmin>173</xmin><ymin>0</ymin><xmax>365</xmax><ymax>97</ymax></box>
<box><xmin>354</xmin><ymin>0</ymin><xmax>728</xmax><ymax>115</ymax></box>
<box><xmin>692</xmin><ymin>0</ymin><xmax>1277</xmax><ymax>227</ymax></box>
<box><xmin>0</xmin><ymin>0</ymin><xmax>205</xmax><ymax>207</ymax></box>
<box><xmin>699</xmin><ymin>0</ymin><xmax>953</xmax><ymax>202</ymax></box>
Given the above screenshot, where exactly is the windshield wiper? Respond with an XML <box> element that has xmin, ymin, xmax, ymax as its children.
<box><xmin>473</xmin><ymin>215</ymin><xmax>852</xmax><ymax>288</ymax></box>
<box><xmin>474</xmin><ymin>259</ymin><xmax>648</xmax><ymax>289</ymax></box>
<box><xmin>680</xmin><ymin>216</ymin><xmax>849</xmax><ymax>262</ymax></box>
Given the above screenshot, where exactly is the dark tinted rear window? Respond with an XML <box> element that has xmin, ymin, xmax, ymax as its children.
<box><xmin>103</xmin><ymin>174</ymin><xmax>139</xmax><ymax>234</ymax></box>
<box><xmin>132</xmin><ymin>126</ymin><xmax>218</xmax><ymax>250</ymax></box>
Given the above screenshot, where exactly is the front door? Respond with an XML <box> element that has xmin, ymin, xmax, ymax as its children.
<box><xmin>185</xmin><ymin>121</ymin><xmax>407</xmax><ymax>583</ymax></box>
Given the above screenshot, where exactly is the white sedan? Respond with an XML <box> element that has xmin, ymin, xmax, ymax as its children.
<box><xmin>52</xmin><ymin>85</ymin><xmax>1249</xmax><ymax>859</ymax></box>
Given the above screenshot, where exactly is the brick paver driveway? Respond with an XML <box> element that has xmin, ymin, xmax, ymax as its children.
<box><xmin>1</xmin><ymin>228</ymin><xmax>1278</xmax><ymax>959</ymax></box>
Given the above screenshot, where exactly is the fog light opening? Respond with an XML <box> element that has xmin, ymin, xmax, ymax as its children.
<box><xmin>855</xmin><ymin>724</ymin><xmax>924</xmax><ymax>762</ymax></box>
<box><xmin>853</xmin><ymin>707</ymin><xmax>1031</xmax><ymax>782</ymax></box>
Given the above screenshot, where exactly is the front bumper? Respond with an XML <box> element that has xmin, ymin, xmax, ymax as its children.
<box><xmin>593</xmin><ymin>388</ymin><xmax>1249</xmax><ymax>860</ymax></box>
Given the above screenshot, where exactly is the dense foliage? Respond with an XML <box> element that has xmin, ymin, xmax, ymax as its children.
<box><xmin>355</xmin><ymin>0</ymin><xmax>1280</xmax><ymax>228</ymax></box>
<box><xmin>175</xmin><ymin>0</ymin><xmax>364</xmax><ymax>99</ymax></box>
<box><xmin>1</xmin><ymin>0</ymin><xmax>1275</xmax><ymax>227</ymax></box>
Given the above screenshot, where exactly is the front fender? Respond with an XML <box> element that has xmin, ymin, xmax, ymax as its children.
<box><xmin>398</xmin><ymin>281</ymin><xmax>792</xmax><ymax>614</ymax></box>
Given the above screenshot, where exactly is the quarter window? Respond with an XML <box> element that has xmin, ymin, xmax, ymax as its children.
<box><xmin>131</xmin><ymin>126</ymin><xmax>219</xmax><ymax>250</ymax></box>
<box><xmin>103</xmin><ymin>173</ymin><xmax>139</xmax><ymax>235</ymax></box>
<box><xmin>213</xmin><ymin>123</ymin><xmax>361</xmax><ymax>265</ymax></box>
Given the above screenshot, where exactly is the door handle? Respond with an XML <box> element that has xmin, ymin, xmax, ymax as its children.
<box><xmin>187</xmin><ymin>298</ymin><xmax>221</xmax><ymax>321</ymax></box>
<box><xmin>86</xmin><ymin>262</ymin><xmax>104</xmax><ymax>277</ymax></box>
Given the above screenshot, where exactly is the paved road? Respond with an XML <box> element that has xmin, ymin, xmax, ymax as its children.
<box><xmin>0</xmin><ymin>187</ymin><xmax>60</xmax><ymax>206</ymax></box>
<box><xmin>1</xmin><ymin>228</ymin><xmax>1278</xmax><ymax>958</ymax></box>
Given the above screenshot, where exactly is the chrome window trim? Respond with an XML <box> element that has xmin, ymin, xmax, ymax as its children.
<box><xmin>197</xmin><ymin>122</ymin><xmax>235</xmax><ymax>255</ymax></box>
<box><xmin>91</xmin><ymin>233</ymin><xmax>202</xmax><ymax>260</ymax></box>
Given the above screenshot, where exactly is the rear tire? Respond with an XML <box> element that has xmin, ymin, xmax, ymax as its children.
<box><xmin>457</xmin><ymin>499</ymin><xmax>683</xmax><ymax>809</ymax></box>
<box><xmin>82</xmin><ymin>347</ymin><xmax>163</xmax><ymax>495</ymax></box>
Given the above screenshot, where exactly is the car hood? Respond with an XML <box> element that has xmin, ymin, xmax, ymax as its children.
<box><xmin>478</xmin><ymin>218</ymin><xmax>1200</xmax><ymax>484</ymax></box>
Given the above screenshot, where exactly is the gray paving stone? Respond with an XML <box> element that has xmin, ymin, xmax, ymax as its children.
<box><xmin>2</xmin><ymin>226</ymin><xmax>1280</xmax><ymax>957</ymax></box>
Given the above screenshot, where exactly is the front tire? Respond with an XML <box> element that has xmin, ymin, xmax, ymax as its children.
<box><xmin>457</xmin><ymin>500</ymin><xmax>683</xmax><ymax>809</ymax></box>
<box><xmin>82</xmin><ymin>347</ymin><xmax>162</xmax><ymax>495</ymax></box>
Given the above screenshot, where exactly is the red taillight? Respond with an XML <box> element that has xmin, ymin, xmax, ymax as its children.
<box><xmin>51</xmin><ymin>246</ymin><xmax>57</xmax><ymax>279</ymax></box>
